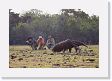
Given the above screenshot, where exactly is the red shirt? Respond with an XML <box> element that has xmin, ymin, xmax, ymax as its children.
<box><xmin>37</xmin><ymin>38</ymin><xmax>45</xmax><ymax>45</ymax></box>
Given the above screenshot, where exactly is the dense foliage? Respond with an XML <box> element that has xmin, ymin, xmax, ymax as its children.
<box><xmin>9</xmin><ymin>9</ymin><xmax>99</xmax><ymax>45</ymax></box>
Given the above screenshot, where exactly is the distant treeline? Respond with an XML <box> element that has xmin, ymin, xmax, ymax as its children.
<box><xmin>9</xmin><ymin>9</ymin><xmax>99</xmax><ymax>45</ymax></box>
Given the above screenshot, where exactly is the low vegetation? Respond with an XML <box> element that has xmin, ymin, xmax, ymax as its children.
<box><xmin>9</xmin><ymin>45</ymin><xmax>99</xmax><ymax>68</ymax></box>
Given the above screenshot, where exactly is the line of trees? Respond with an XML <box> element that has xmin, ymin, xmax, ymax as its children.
<box><xmin>9</xmin><ymin>9</ymin><xmax>99</xmax><ymax>45</ymax></box>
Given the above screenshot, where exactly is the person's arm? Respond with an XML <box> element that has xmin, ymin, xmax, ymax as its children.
<box><xmin>52</xmin><ymin>38</ymin><xmax>55</xmax><ymax>45</ymax></box>
<box><xmin>42</xmin><ymin>38</ymin><xmax>45</xmax><ymax>45</ymax></box>
<box><xmin>36</xmin><ymin>39</ymin><xmax>39</xmax><ymax>44</ymax></box>
<box><xmin>46</xmin><ymin>40</ymin><xmax>49</xmax><ymax>45</ymax></box>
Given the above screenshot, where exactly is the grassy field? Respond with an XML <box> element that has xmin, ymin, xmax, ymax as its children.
<box><xmin>9</xmin><ymin>45</ymin><xmax>99</xmax><ymax>68</ymax></box>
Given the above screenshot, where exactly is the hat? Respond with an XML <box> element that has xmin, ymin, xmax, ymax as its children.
<box><xmin>39</xmin><ymin>36</ymin><xmax>42</xmax><ymax>38</ymax></box>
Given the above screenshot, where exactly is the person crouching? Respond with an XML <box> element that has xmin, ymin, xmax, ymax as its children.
<box><xmin>36</xmin><ymin>36</ymin><xmax>45</xmax><ymax>50</ymax></box>
<box><xmin>46</xmin><ymin>35</ymin><xmax>55</xmax><ymax>49</ymax></box>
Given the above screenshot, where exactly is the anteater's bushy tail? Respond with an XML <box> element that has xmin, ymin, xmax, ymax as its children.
<box><xmin>71</xmin><ymin>40</ymin><xmax>88</xmax><ymax>47</ymax></box>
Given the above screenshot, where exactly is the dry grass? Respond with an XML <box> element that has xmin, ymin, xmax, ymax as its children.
<box><xmin>9</xmin><ymin>45</ymin><xmax>99</xmax><ymax>68</ymax></box>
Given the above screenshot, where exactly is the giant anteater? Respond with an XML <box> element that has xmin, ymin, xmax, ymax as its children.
<box><xmin>52</xmin><ymin>39</ymin><xmax>87</xmax><ymax>53</ymax></box>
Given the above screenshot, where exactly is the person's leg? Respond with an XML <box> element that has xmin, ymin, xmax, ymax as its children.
<box><xmin>34</xmin><ymin>45</ymin><xmax>37</xmax><ymax>50</ymax></box>
<box><xmin>37</xmin><ymin>43</ymin><xmax>41</xmax><ymax>50</ymax></box>
<box><xmin>31</xmin><ymin>45</ymin><xmax>35</xmax><ymax>50</ymax></box>
<box><xmin>40</xmin><ymin>45</ymin><xmax>43</xmax><ymax>50</ymax></box>
<box><xmin>51</xmin><ymin>44</ymin><xmax>54</xmax><ymax>49</ymax></box>
<box><xmin>47</xmin><ymin>44</ymin><xmax>51</xmax><ymax>49</ymax></box>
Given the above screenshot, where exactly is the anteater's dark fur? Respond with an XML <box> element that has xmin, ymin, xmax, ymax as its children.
<box><xmin>52</xmin><ymin>39</ymin><xmax>87</xmax><ymax>53</ymax></box>
<box><xmin>52</xmin><ymin>39</ymin><xmax>74</xmax><ymax>53</ymax></box>
<box><xmin>71</xmin><ymin>40</ymin><xmax>88</xmax><ymax>47</ymax></box>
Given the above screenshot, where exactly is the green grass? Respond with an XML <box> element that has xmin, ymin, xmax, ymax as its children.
<box><xmin>9</xmin><ymin>45</ymin><xmax>99</xmax><ymax>68</ymax></box>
